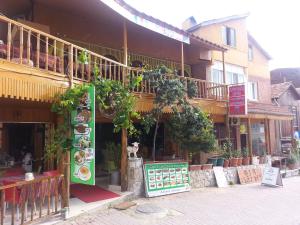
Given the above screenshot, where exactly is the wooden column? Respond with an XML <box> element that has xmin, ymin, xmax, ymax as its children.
<box><xmin>247</xmin><ymin>118</ymin><xmax>253</xmax><ymax>158</ymax></box>
<box><xmin>222</xmin><ymin>51</ymin><xmax>226</xmax><ymax>84</ymax></box>
<box><xmin>181</xmin><ymin>42</ymin><xmax>184</xmax><ymax>76</ymax></box>
<box><xmin>68</xmin><ymin>44</ymin><xmax>74</xmax><ymax>87</ymax></box>
<box><xmin>236</xmin><ymin>125</ymin><xmax>241</xmax><ymax>151</ymax></box>
<box><xmin>264</xmin><ymin>119</ymin><xmax>270</xmax><ymax>155</ymax></box>
<box><xmin>121</xmin><ymin>128</ymin><xmax>128</xmax><ymax>192</ymax></box>
<box><xmin>223</xmin><ymin>51</ymin><xmax>230</xmax><ymax>139</ymax></box>
<box><xmin>123</xmin><ymin>20</ymin><xmax>128</xmax><ymax>66</ymax></box>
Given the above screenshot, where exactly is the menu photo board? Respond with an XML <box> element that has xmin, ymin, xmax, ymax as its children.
<box><xmin>143</xmin><ymin>162</ymin><xmax>190</xmax><ymax>198</ymax></box>
<box><xmin>229</xmin><ymin>84</ymin><xmax>247</xmax><ymax>115</ymax></box>
<box><xmin>71</xmin><ymin>85</ymin><xmax>95</xmax><ymax>185</ymax></box>
<box><xmin>237</xmin><ymin>167</ymin><xmax>262</xmax><ymax>184</ymax></box>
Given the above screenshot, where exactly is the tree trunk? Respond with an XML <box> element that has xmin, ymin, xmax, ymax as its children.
<box><xmin>152</xmin><ymin>117</ymin><xmax>160</xmax><ymax>161</ymax></box>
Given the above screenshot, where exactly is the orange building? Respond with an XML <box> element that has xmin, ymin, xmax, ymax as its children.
<box><xmin>184</xmin><ymin>14</ymin><xmax>292</xmax><ymax>157</ymax></box>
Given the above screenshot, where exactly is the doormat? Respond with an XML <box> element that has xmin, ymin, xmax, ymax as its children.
<box><xmin>70</xmin><ymin>184</ymin><xmax>120</xmax><ymax>203</ymax></box>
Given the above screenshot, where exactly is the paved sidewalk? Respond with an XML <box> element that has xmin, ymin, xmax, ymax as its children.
<box><xmin>58</xmin><ymin>176</ymin><xmax>300</xmax><ymax>225</ymax></box>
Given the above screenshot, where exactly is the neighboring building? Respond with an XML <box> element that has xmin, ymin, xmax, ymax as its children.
<box><xmin>184</xmin><ymin>14</ymin><xmax>292</xmax><ymax>156</ymax></box>
<box><xmin>271</xmin><ymin>82</ymin><xmax>300</xmax><ymax>154</ymax></box>
<box><xmin>271</xmin><ymin>68</ymin><xmax>300</xmax><ymax>88</ymax></box>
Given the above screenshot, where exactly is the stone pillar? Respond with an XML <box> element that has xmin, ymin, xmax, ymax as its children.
<box><xmin>127</xmin><ymin>158</ymin><xmax>144</xmax><ymax>197</ymax></box>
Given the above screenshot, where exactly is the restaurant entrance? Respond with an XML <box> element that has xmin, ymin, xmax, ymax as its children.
<box><xmin>0</xmin><ymin>123</ymin><xmax>45</xmax><ymax>172</ymax></box>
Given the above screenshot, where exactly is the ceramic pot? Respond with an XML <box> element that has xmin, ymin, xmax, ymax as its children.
<box><xmin>201</xmin><ymin>164</ymin><xmax>213</xmax><ymax>170</ymax></box>
<box><xmin>223</xmin><ymin>159</ymin><xmax>230</xmax><ymax>168</ymax></box>
<box><xmin>237</xmin><ymin>158</ymin><xmax>243</xmax><ymax>166</ymax></box>
<box><xmin>242</xmin><ymin>157</ymin><xmax>250</xmax><ymax>165</ymax></box>
<box><xmin>207</xmin><ymin>158</ymin><xmax>218</xmax><ymax>167</ymax></box>
<box><xmin>216</xmin><ymin>158</ymin><xmax>225</xmax><ymax>167</ymax></box>
<box><xmin>230</xmin><ymin>158</ymin><xmax>238</xmax><ymax>167</ymax></box>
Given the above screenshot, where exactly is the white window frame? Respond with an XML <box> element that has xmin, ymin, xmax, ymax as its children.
<box><xmin>211</xmin><ymin>62</ymin><xmax>246</xmax><ymax>85</ymax></box>
<box><xmin>247</xmin><ymin>81</ymin><xmax>258</xmax><ymax>101</ymax></box>
<box><xmin>222</xmin><ymin>26</ymin><xmax>236</xmax><ymax>47</ymax></box>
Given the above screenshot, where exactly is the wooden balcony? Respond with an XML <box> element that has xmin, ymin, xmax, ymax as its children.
<box><xmin>0</xmin><ymin>15</ymin><xmax>228</xmax><ymax>114</ymax></box>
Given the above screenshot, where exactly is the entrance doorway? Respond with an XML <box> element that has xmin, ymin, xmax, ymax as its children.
<box><xmin>0</xmin><ymin>123</ymin><xmax>45</xmax><ymax>172</ymax></box>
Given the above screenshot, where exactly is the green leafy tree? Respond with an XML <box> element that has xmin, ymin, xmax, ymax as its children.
<box><xmin>166</xmin><ymin>102</ymin><xmax>215</xmax><ymax>154</ymax></box>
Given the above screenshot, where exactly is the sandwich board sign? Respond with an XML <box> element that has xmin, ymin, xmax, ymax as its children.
<box><xmin>213</xmin><ymin>167</ymin><xmax>228</xmax><ymax>188</ymax></box>
<box><xmin>261</xmin><ymin>166</ymin><xmax>283</xmax><ymax>187</ymax></box>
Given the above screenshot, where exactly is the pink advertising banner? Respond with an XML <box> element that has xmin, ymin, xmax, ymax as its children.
<box><xmin>229</xmin><ymin>84</ymin><xmax>247</xmax><ymax>115</ymax></box>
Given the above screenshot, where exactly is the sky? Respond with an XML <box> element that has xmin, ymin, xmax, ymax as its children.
<box><xmin>125</xmin><ymin>0</ymin><xmax>300</xmax><ymax>69</ymax></box>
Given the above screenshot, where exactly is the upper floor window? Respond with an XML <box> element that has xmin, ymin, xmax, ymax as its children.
<box><xmin>248</xmin><ymin>82</ymin><xmax>258</xmax><ymax>101</ymax></box>
<box><xmin>248</xmin><ymin>45</ymin><xmax>253</xmax><ymax>61</ymax></box>
<box><xmin>212</xmin><ymin>68</ymin><xmax>224</xmax><ymax>84</ymax></box>
<box><xmin>211</xmin><ymin>62</ymin><xmax>245</xmax><ymax>85</ymax></box>
<box><xmin>222</xmin><ymin>26</ymin><xmax>236</xmax><ymax>47</ymax></box>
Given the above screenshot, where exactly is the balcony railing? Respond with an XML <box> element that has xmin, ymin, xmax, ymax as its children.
<box><xmin>0</xmin><ymin>15</ymin><xmax>227</xmax><ymax>101</ymax></box>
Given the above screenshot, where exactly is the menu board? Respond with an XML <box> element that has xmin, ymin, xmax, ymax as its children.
<box><xmin>71</xmin><ymin>85</ymin><xmax>95</xmax><ymax>185</ymax></box>
<box><xmin>261</xmin><ymin>166</ymin><xmax>283</xmax><ymax>187</ymax></box>
<box><xmin>144</xmin><ymin>162</ymin><xmax>190</xmax><ymax>197</ymax></box>
<box><xmin>237</xmin><ymin>167</ymin><xmax>262</xmax><ymax>184</ymax></box>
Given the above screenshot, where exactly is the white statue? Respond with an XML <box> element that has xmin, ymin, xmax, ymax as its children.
<box><xmin>127</xmin><ymin>142</ymin><xmax>139</xmax><ymax>159</ymax></box>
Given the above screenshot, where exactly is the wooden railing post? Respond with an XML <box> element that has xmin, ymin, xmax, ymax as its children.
<box><xmin>36</xmin><ymin>33</ymin><xmax>40</xmax><ymax>68</ymax></box>
<box><xmin>45</xmin><ymin>36</ymin><xmax>49</xmax><ymax>70</ymax></box>
<box><xmin>27</xmin><ymin>30</ymin><xmax>31</xmax><ymax>65</ymax></box>
<box><xmin>68</xmin><ymin>44</ymin><xmax>74</xmax><ymax>87</ymax></box>
<box><xmin>7</xmin><ymin>22</ymin><xmax>11</xmax><ymax>60</ymax></box>
<box><xmin>20</xmin><ymin>26</ymin><xmax>24</xmax><ymax>64</ymax></box>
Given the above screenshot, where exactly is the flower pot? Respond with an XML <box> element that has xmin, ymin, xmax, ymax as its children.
<box><xmin>237</xmin><ymin>158</ymin><xmax>243</xmax><ymax>166</ymax></box>
<box><xmin>230</xmin><ymin>158</ymin><xmax>238</xmax><ymax>167</ymax></box>
<box><xmin>252</xmin><ymin>156</ymin><xmax>259</xmax><ymax>165</ymax></box>
<box><xmin>288</xmin><ymin>163</ymin><xmax>297</xmax><ymax>170</ymax></box>
<box><xmin>242</xmin><ymin>157</ymin><xmax>250</xmax><ymax>165</ymax></box>
<box><xmin>110</xmin><ymin>170</ymin><xmax>121</xmax><ymax>185</ymax></box>
<box><xmin>223</xmin><ymin>159</ymin><xmax>229</xmax><ymax>168</ymax></box>
<box><xmin>201</xmin><ymin>164</ymin><xmax>213</xmax><ymax>170</ymax></box>
<box><xmin>189</xmin><ymin>165</ymin><xmax>202</xmax><ymax>171</ymax></box>
<box><xmin>259</xmin><ymin>156</ymin><xmax>266</xmax><ymax>164</ymax></box>
<box><xmin>216</xmin><ymin>158</ymin><xmax>225</xmax><ymax>167</ymax></box>
<box><xmin>207</xmin><ymin>158</ymin><xmax>218</xmax><ymax>167</ymax></box>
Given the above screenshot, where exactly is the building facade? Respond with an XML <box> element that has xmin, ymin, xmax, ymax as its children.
<box><xmin>184</xmin><ymin>14</ymin><xmax>292</xmax><ymax>157</ymax></box>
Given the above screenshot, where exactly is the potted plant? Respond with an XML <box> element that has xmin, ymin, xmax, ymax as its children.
<box><xmin>242</xmin><ymin>147</ymin><xmax>250</xmax><ymax>165</ymax></box>
<box><xmin>287</xmin><ymin>152</ymin><xmax>299</xmax><ymax>170</ymax></box>
<box><xmin>259</xmin><ymin>148</ymin><xmax>267</xmax><ymax>164</ymax></box>
<box><xmin>222</xmin><ymin>151</ymin><xmax>231</xmax><ymax>168</ymax></box>
<box><xmin>230</xmin><ymin>150</ymin><xmax>239</xmax><ymax>167</ymax></box>
<box><xmin>201</xmin><ymin>163</ymin><xmax>213</xmax><ymax>170</ymax></box>
<box><xmin>104</xmin><ymin>142</ymin><xmax>122</xmax><ymax>185</ymax></box>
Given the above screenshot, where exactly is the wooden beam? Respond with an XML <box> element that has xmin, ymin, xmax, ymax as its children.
<box><xmin>123</xmin><ymin>20</ymin><xmax>128</xmax><ymax>66</ymax></box>
<box><xmin>247</xmin><ymin>118</ymin><xmax>253</xmax><ymax>158</ymax></box>
<box><xmin>181</xmin><ymin>42</ymin><xmax>184</xmax><ymax>76</ymax></box>
<box><xmin>264</xmin><ymin>119</ymin><xmax>270</xmax><ymax>154</ymax></box>
<box><xmin>222</xmin><ymin>51</ymin><xmax>226</xmax><ymax>84</ymax></box>
<box><xmin>121</xmin><ymin>128</ymin><xmax>128</xmax><ymax>192</ymax></box>
<box><xmin>68</xmin><ymin>44</ymin><xmax>74</xmax><ymax>87</ymax></box>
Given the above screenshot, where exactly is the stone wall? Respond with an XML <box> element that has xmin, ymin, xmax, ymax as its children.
<box><xmin>189</xmin><ymin>165</ymin><xmax>265</xmax><ymax>189</ymax></box>
<box><xmin>127</xmin><ymin>158</ymin><xmax>144</xmax><ymax>196</ymax></box>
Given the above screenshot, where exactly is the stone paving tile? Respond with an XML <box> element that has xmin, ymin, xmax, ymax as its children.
<box><xmin>58</xmin><ymin>177</ymin><xmax>300</xmax><ymax>225</ymax></box>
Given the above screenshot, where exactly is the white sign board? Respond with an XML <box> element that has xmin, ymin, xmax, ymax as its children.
<box><xmin>261</xmin><ymin>166</ymin><xmax>283</xmax><ymax>187</ymax></box>
<box><xmin>213</xmin><ymin>167</ymin><xmax>228</xmax><ymax>188</ymax></box>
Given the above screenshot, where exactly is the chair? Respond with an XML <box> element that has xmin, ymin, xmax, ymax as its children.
<box><xmin>2</xmin><ymin>180</ymin><xmax>25</xmax><ymax>220</ymax></box>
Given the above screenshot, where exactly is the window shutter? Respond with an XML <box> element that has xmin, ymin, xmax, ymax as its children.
<box><xmin>230</xmin><ymin>28</ymin><xmax>236</xmax><ymax>47</ymax></box>
<box><xmin>221</xmin><ymin>26</ymin><xmax>227</xmax><ymax>45</ymax></box>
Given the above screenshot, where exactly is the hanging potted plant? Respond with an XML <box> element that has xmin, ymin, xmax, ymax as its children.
<box><xmin>242</xmin><ymin>147</ymin><xmax>250</xmax><ymax>165</ymax></box>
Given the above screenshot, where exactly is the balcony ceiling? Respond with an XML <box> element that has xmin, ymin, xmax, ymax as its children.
<box><xmin>0</xmin><ymin>0</ymin><xmax>32</xmax><ymax>17</ymax></box>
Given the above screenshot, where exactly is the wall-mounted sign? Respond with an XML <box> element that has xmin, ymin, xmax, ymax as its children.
<box><xmin>261</xmin><ymin>166</ymin><xmax>283</xmax><ymax>187</ymax></box>
<box><xmin>144</xmin><ymin>162</ymin><xmax>190</xmax><ymax>197</ymax></box>
<box><xmin>71</xmin><ymin>85</ymin><xmax>95</xmax><ymax>185</ymax></box>
<box><xmin>229</xmin><ymin>84</ymin><xmax>247</xmax><ymax>115</ymax></box>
